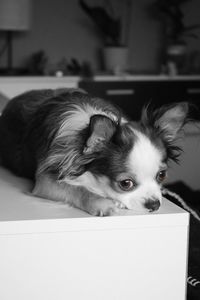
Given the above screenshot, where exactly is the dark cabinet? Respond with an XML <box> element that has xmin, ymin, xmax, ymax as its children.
<box><xmin>79</xmin><ymin>78</ymin><xmax>200</xmax><ymax>120</ymax></box>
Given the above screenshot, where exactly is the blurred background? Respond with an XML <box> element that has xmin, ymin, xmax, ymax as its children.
<box><xmin>0</xmin><ymin>0</ymin><xmax>199</xmax><ymax>75</ymax></box>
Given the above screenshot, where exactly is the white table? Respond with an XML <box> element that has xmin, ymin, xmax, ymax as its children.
<box><xmin>0</xmin><ymin>167</ymin><xmax>189</xmax><ymax>300</ymax></box>
<box><xmin>0</xmin><ymin>76</ymin><xmax>79</xmax><ymax>98</ymax></box>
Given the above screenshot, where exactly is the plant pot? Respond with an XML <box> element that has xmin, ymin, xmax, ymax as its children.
<box><xmin>103</xmin><ymin>46</ymin><xmax>128</xmax><ymax>74</ymax></box>
<box><xmin>166</xmin><ymin>44</ymin><xmax>187</xmax><ymax>75</ymax></box>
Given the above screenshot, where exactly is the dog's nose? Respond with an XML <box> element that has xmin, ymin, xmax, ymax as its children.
<box><xmin>144</xmin><ymin>199</ymin><xmax>160</xmax><ymax>212</ymax></box>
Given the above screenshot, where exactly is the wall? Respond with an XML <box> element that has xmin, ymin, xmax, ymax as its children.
<box><xmin>128</xmin><ymin>0</ymin><xmax>200</xmax><ymax>73</ymax></box>
<box><xmin>0</xmin><ymin>0</ymin><xmax>199</xmax><ymax>73</ymax></box>
<box><xmin>4</xmin><ymin>0</ymin><xmax>102</xmax><ymax>71</ymax></box>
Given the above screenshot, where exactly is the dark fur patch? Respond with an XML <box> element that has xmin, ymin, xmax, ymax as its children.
<box><xmin>0</xmin><ymin>88</ymin><xmax>125</xmax><ymax>180</ymax></box>
<box><xmin>86</xmin><ymin>123</ymin><xmax>136</xmax><ymax>180</ymax></box>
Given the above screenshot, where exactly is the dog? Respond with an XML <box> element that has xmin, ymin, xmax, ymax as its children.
<box><xmin>0</xmin><ymin>88</ymin><xmax>189</xmax><ymax>216</ymax></box>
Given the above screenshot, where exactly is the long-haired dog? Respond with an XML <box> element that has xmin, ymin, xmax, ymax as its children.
<box><xmin>0</xmin><ymin>88</ymin><xmax>189</xmax><ymax>216</ymax></box>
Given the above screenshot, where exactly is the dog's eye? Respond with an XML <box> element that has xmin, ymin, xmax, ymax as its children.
<box><xmin>156</xmin><ymin>170</ymin><xmax>167</xmax><ymax>183</ymax></box>
<box><xmin>118</xmin><ymin>179</ymin><xmax>135</xmax><ymax>191</ymax></box>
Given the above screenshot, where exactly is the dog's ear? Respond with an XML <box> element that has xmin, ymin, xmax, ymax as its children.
<box><xmin>155</xmin><ymin>102</ymin><xmax>189</xmax><ymax>141</ymax></box>
<box><xmin>83</xmin><ymin>115</ymin><xmax>117</xmax><ymax>154</ymax></box>
<box><xmin>142</xmin><ymin>102</ymin><xmax>189</xmax><ymax>142</ymax></box>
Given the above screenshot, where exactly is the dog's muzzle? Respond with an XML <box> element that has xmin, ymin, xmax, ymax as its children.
<box><xmin>144</xmin><ymin>198</ymin><xmax>160</xmax><ymax>212</ymax></box>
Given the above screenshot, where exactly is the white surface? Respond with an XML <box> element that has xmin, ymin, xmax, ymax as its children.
<box><xmin>0</xmin><ymin>76</ymin><xmax>79</xmax><ymax>98</ymax></box>
<box><xmin>0</xmin><ymin>166</ymin><xmax>189</xmax><ymax>300</ymax></box>
<box><xmin>93</xmin><ymin>74</ymin><xmax>200</xmax><ymax>81</ymax></box>
<box><xmin>0</xmin><ymin>223</ymin><xmax>188</xmax><ymax>300</ymax></box>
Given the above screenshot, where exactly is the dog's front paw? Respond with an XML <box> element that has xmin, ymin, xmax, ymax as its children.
<box><xmin>87</xmin><ymin>198</ymin><xmax>121</xmax><ymax>217</ymax></box>
<box><xmin>113</xmin><ymin>200</ymin><xmax>126</xmax><ymax>209</ymax></box>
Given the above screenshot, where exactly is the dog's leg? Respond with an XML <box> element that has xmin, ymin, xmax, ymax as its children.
<box><xmin>32</xmin><ymin>174</ymin><xmax>122</xmax><ymax>216</ymax></box>
<box><xmin>73</xmin><ymin>189</ymin><xmax>124</xmax><ymax>216</ymax></box>
<box><xmin>32</xmin><ymin>174</ymin><xmax>69</xmax><ymax>202</ymax></box>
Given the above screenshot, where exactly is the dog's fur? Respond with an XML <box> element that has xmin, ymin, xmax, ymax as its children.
<box><xmin>0</xmin><ymin>88</ymin><xmax>189</xmax><ymax>216</ymax></box>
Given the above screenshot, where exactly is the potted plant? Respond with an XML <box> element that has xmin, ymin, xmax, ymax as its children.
<box><xmin>79</xmin><ymin>0</ymin><xmax>132</xmax><ymax>74</ymax></box>
<box><xmin>149</xmin><ymin>0</ymin><xmax>200</xmax><ymax>73</ymax></box>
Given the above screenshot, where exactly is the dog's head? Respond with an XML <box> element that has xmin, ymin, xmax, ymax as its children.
<box><xmin>57</xmin><ymin>102</ymin><xmax>189</xmax><ymax>213</ymax></box>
